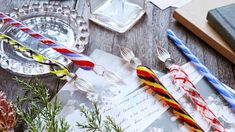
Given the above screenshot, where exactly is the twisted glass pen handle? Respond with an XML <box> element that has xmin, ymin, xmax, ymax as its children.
<box><xmin>137</xmin><ymin>65</ymin><xmax>203</xmax><ymax>132</ymax></box>
<box><xmin>167</xmin><ymin>29</ymin><xmax>235</xmax><ymax>109</ymax></box>
<box><xmin>0</xmin><ymin>33</ymin><xmax>68</xmax><ymax>78</ymax></box>
<box><xmin>0</xmin><ymin>33</ymin><xmax>94</xmax><ymax>92</ymax></box>
<box><xmin>0</xmin><ymin>12</ymin><xmax>95</xmax><ymax>71</ymax></box>
<box><xmin>169</xmin><ymin>64</ymin><xmax>225</xmax><ymax>132</ymax></box>
<box><xmin>0</xmin><ymin>12</ymin><xmax>121</xmax><ymax>85</ymax></box>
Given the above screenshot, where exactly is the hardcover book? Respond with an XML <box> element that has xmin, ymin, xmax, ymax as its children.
<box><xmin>173</xmin><ymin>0</ymin><xmax>235</xmax><ymax>64</ymax></box>
<box><xmin>207</xmin><ymin>3</ymin><xmax>235</xmax><ymax>51</ymax></box>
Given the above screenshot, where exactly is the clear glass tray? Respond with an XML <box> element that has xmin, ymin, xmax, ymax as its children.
<box><xmin>0</xmin><ymin>2</ymin><xmax>89</xmax><ymax>77</ymax></box>
<box><xmin>87</xmin><ymin>0</ymin><xmax>146</xmax><ymax>33</ymax></box>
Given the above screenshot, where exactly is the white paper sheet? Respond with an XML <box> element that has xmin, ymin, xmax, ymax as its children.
<box><xmin>148</xmin><ymin>0</ymin><xmax>192</xmax><ymax>10</ymax></box>
<box><xmin>57</xmin><ymin>50</ymin><xmax>203</xmax><ymax>131</ymax></box>
<box><xmin>101</xmin><ymin>62</ymin><xmax>203</xmax><ymax>132</ymax></box>
<box><xmin>54</xmin><ymin>49</ymin><xmax>235</xmax><ymax>132</ymax></box>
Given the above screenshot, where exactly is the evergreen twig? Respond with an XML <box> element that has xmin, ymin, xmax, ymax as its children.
<box><xmin>13</xmin><ymin>77</ymin><xmax>121</xmax><ymax>132</ymax></box>
<box><xmin>77</xmin><ymin>102</ymin><xmax>124</xmax><ymax>132</ymax></box>
<box><xmin>13</xmin><ymin>77</ymin><xmax>69</xmax><ymax>132</ymax></box>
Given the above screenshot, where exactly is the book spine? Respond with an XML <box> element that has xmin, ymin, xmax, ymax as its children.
<box><xmin>207</xmin><ymin>10</ymin><xmax>235</xmax><ymax>51</ymax></box>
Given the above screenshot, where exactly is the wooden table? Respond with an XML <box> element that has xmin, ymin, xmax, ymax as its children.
<box><xmin>0</xmin><ymin>0</ymin><xmax>234</xmax><ymax>122</ymax></box>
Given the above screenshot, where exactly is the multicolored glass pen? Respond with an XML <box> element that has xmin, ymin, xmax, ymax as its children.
<box><xmin>0</xmin><ymin>32</ymin><xmax>94</xmax><ymax>92</ymax></box>
<box><xmin>137</xmin><ymin>65</ymin><xmax>203</xmax><ymax>132</ymax></box>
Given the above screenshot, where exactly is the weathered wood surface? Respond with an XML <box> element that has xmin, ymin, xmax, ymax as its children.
<box><xmin>0</xmin><ymin>0</ymin><xmax>234</xmax><ymax>130</ymax></box>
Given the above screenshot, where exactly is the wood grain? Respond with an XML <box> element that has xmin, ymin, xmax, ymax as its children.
<box><xmin>0</xmin><ymin>0</ymin><xmax>234</xmax><ymax>101</ymax></box>
<box><xmin>0</xmin><ymin>0</ymin><xmax>234</xmax><ymax>131</ymax></box>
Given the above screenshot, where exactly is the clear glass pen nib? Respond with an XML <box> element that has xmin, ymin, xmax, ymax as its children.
<box><xmin>120</xmin><ymin>47</ymin><xmax>142</xmax><ymax>68</ymax></box>
<box><xmin>93</xmin><ymin>65</ymin><xmax>123</xmax><ymax>85</ymax></box>
<box><xmin>73</xmin><ymin>78</ymin><xmax>94</xmax><ymax>93</ymax></box>
<box><xmin>120</xmin><ymin>47</ymin><xmax>135</xmax><ymax>62</ymax></box>
<box><xmin>66</xmin><ymin>73</ymin><xmax>94</xmax><ymax>92</ymax></box>
<box><xmin>103</xmin><ymin>70</ymin><xmax>123</xmax><ymax>84</ymax></box>
<box><xmin>130</xmin><ymin>57</ymin><xmax>142</xmax><ymax>68</ymax></box>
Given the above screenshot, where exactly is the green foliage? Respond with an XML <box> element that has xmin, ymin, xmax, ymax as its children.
<box><xmin>77</xmin><ymin>102</ymin><xmax>123</xmax><ymax>132</ymax></box>
<box><xmin>14</xmin><ymin>77</ymin><xmax>70</xmax><ymax>132</ymax></box>
<box><xmin>13</xmin><ymin>77</ymin><xmax>123</xmax><ymax>132</ymax></box>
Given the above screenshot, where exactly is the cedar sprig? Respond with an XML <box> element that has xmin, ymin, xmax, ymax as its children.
<box><xmin>104</xmin><ymin>116</ymin><xmax>123</xmax><ymax>132</ymax></box>
<box><xmin>77</xmin><ymin>102</ymin><xmax>124</xmax><ymax>132</ymax></box>
<box><xmin>14</xmin><ymin>77</ymin><xmax>69</xmax><ymax>132</ymax></box>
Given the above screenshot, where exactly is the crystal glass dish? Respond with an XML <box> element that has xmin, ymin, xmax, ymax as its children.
<box><xmin>87</xmin><ymin>0</ymin><xmax>146</xmax><ymax>33</ymax></box>
<box><xmin>0</xmin><ymin>3</ymin><xmax>89</xmax><ymax>77</ymax></box>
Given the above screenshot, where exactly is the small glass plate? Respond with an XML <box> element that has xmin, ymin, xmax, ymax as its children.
<box><xmin>0</xmin><ymin>2</ymin><xmax>89</xmax><ymax>77</ymax></box>
<box><xmin>87</xmin><ymin>0</ymin><xmax>146</xmax><ymax>33</ymax></box>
